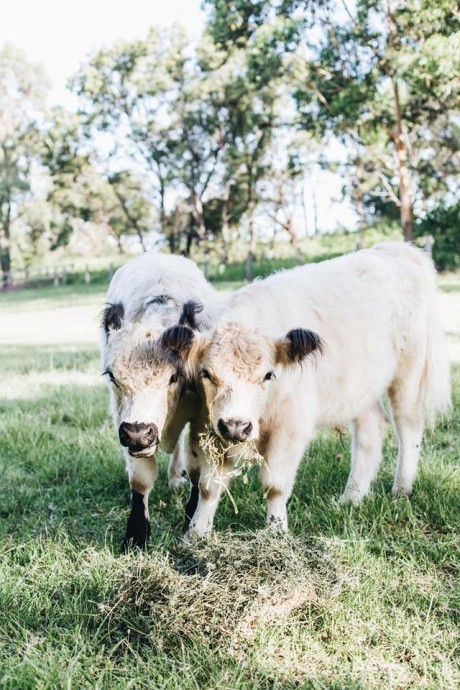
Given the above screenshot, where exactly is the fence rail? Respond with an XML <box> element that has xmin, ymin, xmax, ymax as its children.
<box><xmin>1</xmin><ymin>238</ymin><xmax>434</xmax><ymax>292</ymax></box>
<box><xmin>1</xmin><ymin>262</ymin><xmax>116</xmax><ymax>291</ymax></box>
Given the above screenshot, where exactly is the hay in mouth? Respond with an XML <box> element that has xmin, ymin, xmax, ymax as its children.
<box><xmin>198</xmin><ymin>425</ymin><xmax>265</xmax><ymax>513</ymax></box>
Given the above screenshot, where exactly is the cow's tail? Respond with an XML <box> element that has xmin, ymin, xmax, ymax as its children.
<box><xmin>419</xmin><ymin>252</ymin><xmax>451</xmax><ymax>427</ymax></box>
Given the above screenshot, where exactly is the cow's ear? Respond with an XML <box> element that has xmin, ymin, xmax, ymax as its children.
<box><xmin>160</xmin><ymin>325</ymin><xmax>207</xmax><ymax>375</ymax></box>
<box><xmin>179</xmin><ymin>301</ymin><xmax>204</xmax><ymax>330</ymax></box>
<box><xmin>102</xmin><ymin>302</ymin><xmax>124</xmax><ymax>337</ymax></box>
<box><xmin>160</xmin><ymin>325</ymin><xmax>195</xmax><ymax>358</ymax></box>
<box><xmin>275</xmin><ymin>328</ymin><xmax>323</xmax><ymax>366</ymax></box>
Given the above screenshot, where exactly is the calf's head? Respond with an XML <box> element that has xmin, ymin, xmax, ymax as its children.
<box><xmin>101</xmin><ymin>303</ymin><xmax>183</xmax><ymax>457</ymax></box>
<box><xmin>160</xmin><ymin>322</ymin><xmax>323</xmax><ymax>442</ymax></box>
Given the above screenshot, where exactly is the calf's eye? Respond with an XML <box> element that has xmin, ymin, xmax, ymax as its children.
<box><xmin>103</xmin><ymin>369</ymin><xmax>117</xmax><ymax>385</ymax></box>
<box><xmin>169</xmin><ymin>372</ymin><xmax>179</xmax><ymax>385</ymax></box>
<box><xmin>200</xmin><ymin>369</ymin><xmax>211</xmax><ymax>380</ymax></box>
<box><xmin>264</xmin><ymin>371</ymin><xmax>275</xmax><ymax>382</ymax></box>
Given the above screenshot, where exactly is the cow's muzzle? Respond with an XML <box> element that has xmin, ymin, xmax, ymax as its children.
<box><xmin>217</xmin><ymin>418</ymin><xmax>253</xmax><ymax>442</ymax></box>
<box><xmin>119</xmin><ymin>421</ymin><xmax>159</xmax><ymax>456</ymax></box>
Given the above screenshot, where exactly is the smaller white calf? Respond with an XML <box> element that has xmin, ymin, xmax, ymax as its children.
<box><xmin>161</xmin><ymin>242</ymin><xmax>451</xmax><ymax>537</ymax></box>
<box><xmin>100</xmin><ymin>252</ymin><xmax>217</xmax><ymax>548</ymax></box>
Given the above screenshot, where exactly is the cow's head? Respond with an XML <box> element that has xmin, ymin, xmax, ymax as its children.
<box><xmin>101</xmin><ymin>302</ymin><xmax>183</xmax><ymax>457</ymax></box>
<box><xmin>160</xmin><ymin>321</ymin><xmax>323</xmax><ymax>442</ymax></box>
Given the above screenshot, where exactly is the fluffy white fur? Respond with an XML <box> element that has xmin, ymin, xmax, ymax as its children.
<box><xmin>175</xmin><ymin>242</ymin><xmax>451</xmax><ymax>536</ymax></box>
<box><xmin>100</xmin><ymin>252</ymin><xmax>217</xmax><ymax>543</ymax></box>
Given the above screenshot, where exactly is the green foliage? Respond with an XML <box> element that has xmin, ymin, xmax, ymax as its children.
<box><xmin>205</xmin><ymin>0</ymin><xmax>460</xmax><ymax>244</ymax></box>
<box><xmin>0</xmin><ymin>45</ymin><xmax>48</xmax><ymax>283</ymax></box>
<box><xmin>2</xmin><ymin>3</ymin><xmax>460</xmax><ymax>271</ymax></box>
<box><xmin>415</xmin><ymin>202</ymin><xmax>460</xmax><ymax>271</ymax></box>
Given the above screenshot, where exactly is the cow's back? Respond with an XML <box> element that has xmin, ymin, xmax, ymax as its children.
<box><xmin>225</xmin><ymin>242</ymin><xmax>437</xmax><ymax>426</ymax></box>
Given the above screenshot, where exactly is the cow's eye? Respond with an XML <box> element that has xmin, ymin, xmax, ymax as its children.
<box><xmin>200</xmin><ymin>369</ymin><xmax>212</xmax><ymax>381</ymax></box>
<box><xmin>103</xmin><ymin>369</ymin><xmax>117</xmax><ymax>385</ymax></box>
<box><xmin>169</xmin><ymin>372</ymin><xmax>179</xmax><ymax>385</ymax></box>
<box><xmin>264</xmin><ymin>371</ymin><xmax>275</xmax><ymax>382</ymax></box>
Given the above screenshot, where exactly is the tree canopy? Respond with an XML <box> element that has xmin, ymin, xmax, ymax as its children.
<box><xmin>1</xmin><ymin>1</ymin><xmax>459</xmax><ymax>283</ymax></box>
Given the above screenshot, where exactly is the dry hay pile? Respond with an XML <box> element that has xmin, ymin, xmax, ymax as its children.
<box><xmin>103</xmin><ymin>530</ymin><xmax>337</xmax><ymax>656</ymax></box>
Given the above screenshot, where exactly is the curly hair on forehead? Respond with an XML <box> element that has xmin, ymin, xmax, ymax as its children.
<box><xmin>209</xmin><ymin>323</ymin><xmax>268</xmax><ymax>370</ymax></box>
<box><xmin>108</xmin><ymin>317</ymin><xmax>179</xmax><ymax>372</ymax></box>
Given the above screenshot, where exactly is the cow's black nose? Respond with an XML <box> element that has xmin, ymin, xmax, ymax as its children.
<box><xmin>119</xmin><ymin>422</ymin><xmax>158</xmax><ymax>452</ymax></box>
<box><xmin>217</xmin><ymin>418</ymin><xmax>253</xmax><ymax>441</ymax></box>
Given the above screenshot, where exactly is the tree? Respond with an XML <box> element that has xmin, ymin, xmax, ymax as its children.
<box><xmin>73</xmin><ymin>27</ymin><xmax>189</xmax><ymax>244</ymax></box>
<box><xmin>41</xmin><ymin>107</ymin><xmax>155</xmax><ymax>254</ymax></box>
<box><xmin>204</xmin><ymin>0</ymin><xmax>460</xmax><ymax>241</ymax></box>
<box><xmin>415</xmin><ymin>202</ymin><xmax>460</xmax><ymax>271</ymax></box>
<box><xmin>0</xmin><ymin>45</ymin><xmax>48</xmax><ymax>287</ymax></box>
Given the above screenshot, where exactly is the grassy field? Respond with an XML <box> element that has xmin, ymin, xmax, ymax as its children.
<box><xmin>0</xmin><ymin>275</ymin><xmax>459</xmax><ymax>689</ymax></box>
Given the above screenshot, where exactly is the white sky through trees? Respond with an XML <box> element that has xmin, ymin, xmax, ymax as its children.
<box><xmin>1</xmin><ymin>0</ymin><xmax>355</xmax><ymax>235</ymax></box>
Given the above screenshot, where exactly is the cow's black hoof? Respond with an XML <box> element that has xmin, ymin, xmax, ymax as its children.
<box><xmin>121</xmin><ymin>519</ymin><xmax>151</xmax><ymax>553</ymax></box>
<box><xmin>182</xmin><ymin>485</ymin><xmax>199</xmax><ymax>533</ymax></box>
<box><xmin>121</xmin><ymin>490</ymin><xmax>151</xmax><ymax>553</ymax></box>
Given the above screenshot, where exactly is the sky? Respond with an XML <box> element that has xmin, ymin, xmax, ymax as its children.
<box><xmin>1</xmin><ymin>0</ymin><xmax>205</xmax><ymax>107</ymax></box>
<box><xmin>1</xmin><ymin>0</ymin><xmax>356</xmax><ymax>234</ymax></box>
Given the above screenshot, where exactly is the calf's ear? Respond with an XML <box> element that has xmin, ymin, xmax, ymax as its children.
<box><xmin>160</xmin><ymin>325</ymin><xmax>207</xmax><ymax>377</ymax></box>
<box><xmin>275</xmin><ymin>328</ymin><xmax>323</xmax><ymax>366</ymax></box>
<box><xmin>102</xmin><ymin>302</ymin><xmax>124</xmax><ymax>338</ymax></box>
<box><xmin>160</xmin><ymin>325</ymin><xmax>196</xmax><ymax>360</ymax></box>
<box><xmin>179</xmin><ymin>301</ymin><xmax>204</xmax><ymax>330</ymax></box>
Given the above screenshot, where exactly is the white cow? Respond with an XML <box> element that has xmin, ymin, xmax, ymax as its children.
<box><xmin>100</xmin><ymin>252</ymin><xmax>217</xmax><ymax>548</ymax></box>
<box><xmin>161</xmin><ymin>242</ymin><xmax>451</xmax><ymax>537</ymax></box>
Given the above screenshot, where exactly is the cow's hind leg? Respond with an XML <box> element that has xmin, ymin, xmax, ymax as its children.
<box><xmin>168</xmin><ymin>428</ymin><xmax>188</xmax><ymax>490</ymax></box>
<box><xmin>122</xmin><ymin>455</ymin><xmax>157</xmax><ymax>551</ymax></box>
<box><xmin>389</xmin><ymin>372</ymin><xmax>425</xmax><ymax>497</ymax></box>
<box><xmin>340</xmin><ymin>402</ymin><xmax>388</xmax><ymax>504</ymax></box>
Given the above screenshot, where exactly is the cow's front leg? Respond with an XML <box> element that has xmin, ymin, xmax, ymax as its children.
<box><xmin>122</xmin><ymin>454</ymin><xmax>157</xmax><ymax>551</ymax></box>
<box><xmin>260</xmin><ymin>431</ymin><xmax>311</xmax><ymax>530</ymax></box>
<box><xmin>186</xmin><ymin>452</ymin><xmax>233</xmax><ymax>539</ymax></box>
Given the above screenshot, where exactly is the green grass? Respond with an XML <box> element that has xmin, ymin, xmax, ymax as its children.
<box><xmin>0</xmin><ymin>281</ymin><xmax>459</xmax><ymax>689</ymax></box>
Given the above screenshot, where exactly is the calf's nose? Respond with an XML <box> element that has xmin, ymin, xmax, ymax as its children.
<box><xmin>118</xmin><ymin>421</ymin><xmax>158</xmax><ymax>452</ymax></box>
<box><xmin>218</xmin><ymin>418</ymin><xmax>253</xmax><ymax>441</ymax></box>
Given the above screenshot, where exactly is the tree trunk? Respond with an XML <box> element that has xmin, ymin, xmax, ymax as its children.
<box><xmin>246</xmin><ymin>205</ymin><xmax>256</xmax><ymax>282</ymax></box>
<box><xmin>0</xmin><ymin>248</ymin><xmax>11</xmax><ymax>289</ymax></box>
<box><xmin>392</xmin><ymin>77</ymin><xmax>413</xmax><ymax>241</ymax></box>
<box><xmin>0</xmin><ymin>202</ymin><xmax>12</xmax><ymax>289</ymax></box>
<box><xmin>191</xmin><ymin>193</ymin><xmax>207</xmax><ymax>244</ymax></box>
<box><xmin>191</xmin><ymin>192</ymin><xmax>209</xmax><ymax>275</ymax></box>
<box><xmin>286</xmin><ymin>218</ymin><xmax>302</xmax><ymax>265</ymax></box>
<box><xmin>185</xmin><ymin>215</ymin><xmax>195</xmax><ymax>257</ymax></box>
<box><xmin>221</xmin><ymin>180</ymin><xmax>231</xmax><ymax>265</ymax></box>
<box><xmin>160</xmin><ymin>184</ymin><xmax>174</xmax><ymax>254</ymax></box>
<box><xmin>352</xmin><ymin>170</ymin><xmax>366</xmax><ymax>250</ymax></box>
<box><xmin>301</xmin><ymin>178</ymin><xmax>309</xmax><ymax>238</ymax></box>
<box><xmin>312</xmin><ymin>187</ymin><xmax>319</xmax><ymax>236</ymax></box>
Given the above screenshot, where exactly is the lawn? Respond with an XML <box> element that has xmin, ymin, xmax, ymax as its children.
<box><xmin>0</xmin><ymin>278</ymin><xmax>459</xmax><ymax>689</ymax></box>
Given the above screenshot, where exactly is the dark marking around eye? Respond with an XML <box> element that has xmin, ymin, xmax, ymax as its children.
<box><xmin>101</xmin><ymin>302</ymin><xmax>124</xmax><ymax>335</ymax></box>
<box><xmin>102</xmin><ymin>369</ymin><xmax>117</xmax><ymax>385</ymax></box>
